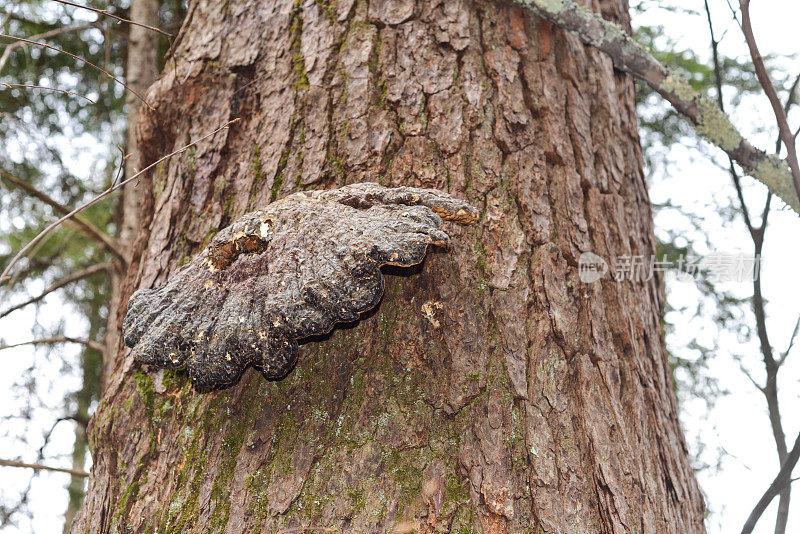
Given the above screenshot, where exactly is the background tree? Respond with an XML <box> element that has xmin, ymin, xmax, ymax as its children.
<box><xmin>0</xmin><ymin>0</ymin><xmax>177</xmax><ymax>530</ymax></box>
<box><xmin>72</xmin><ymin>0</ymin><xmax>706</xmax><ymax>531</ymax></box>
<box><xmin>632</xmin><ymin>2</ymin><xmax>800</xmax><ymax>531</ymax></box>
<box><xmin>0</xmin><ymin>1</ymin><xmax>123</xmax><ymax>528</ymax></box>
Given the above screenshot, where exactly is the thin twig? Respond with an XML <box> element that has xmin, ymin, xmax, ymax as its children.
<box><xmin>1</xmin><ymin>82</ymin><xmax>96</xmax><ymax>103</ymax></box>
<box><xmin>0</xmin><ymin>170</ymin><xmax>125</xmax><ymax>261</ymax></box>
<box><xmin>724</xmin><ymin>0</ymin><xmax>742</xmax><ymax>28</ymax></box>
<box><xmin>0</xmin><ymin>336</ymin><xmax>105</xmax><ymax>353</ymax></box>
<box><xmin>51</xmin><ymin>0</ymin><xmax>172</xmax><ymax>38</ymax></box>
<box><xmin>0</xmin><ymin>458</ymin><xmax>88</xmax><ymax>478</ymax></box>
<box><xmin>0</xmin><ymin>263</ymin><xmax>110</xmax><ymax>320</ymax></box>
<box><xmin>776</xmin><ymin>73</ymin><xmax>800</xmax><ymax>154</ymax></box>
<box><xmin>703</xmin><ymin>0</ymin><xmax>755</xmax><ymax>236</ymax></box>
<box><xmin>778</xmin><ymin>315</ymin><xmax>800</xmax><ymax>366</ymax></box>
<box><xmin>0</xmin><ymin>32</ymin><xmax>153</xmax><ymax>110</ymax></box>
<box><xmin>738</xmin><ymin>363</ymin><xmax>764</xmax><ymax>393</ymax></box>
<box><xmin>0</xmin><ymin>118</ymin><xmax>241</xmax><ymax>284</ymax></box>
<box><xmin>102</xmin><ymin>19</ymin><xmax>110</xmax><ymax>104</ymax></box>
<box><xmin>739</xmin><ymin>0</ymin><xmax>800</xmax><ymax>203</ymax></box>
<box><xmin>111</xmin><ymin>147</ymin><xmax>129</xmax><ymax>187</ymax></box>
<box><xmin>0</xmin><ymin>22</ymin><xmax>96</xmax><ymax>74</ymax></box>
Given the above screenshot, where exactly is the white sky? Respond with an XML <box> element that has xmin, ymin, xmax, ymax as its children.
<box><xmin>636</xmin><ymin>1</ymin><xmax>800</xmax><ymax>532</ymax></box>
<box><xmin>1</xmin><ymin>1</ymin><xmax>800</xmax><ymax>532</ymax></box>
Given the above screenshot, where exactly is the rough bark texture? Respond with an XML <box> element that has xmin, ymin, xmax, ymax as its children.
<box><xmin>75</xmin><ymin>0</ymin><xmax>706</xmax><ymax>532</ymax></box>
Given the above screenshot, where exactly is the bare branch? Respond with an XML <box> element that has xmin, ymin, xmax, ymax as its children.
<box><xmin>739</xmin><ymin>0</ymin><xmax>800</xmax><ymax>203</ymax></box>
<box><xmin>0</xmin><ymin>170</ymin><xmax>125</xmax><ymax>261</ymax></box>
<box><xmin>703</xmin><ymin>3</ymin><xmax>791</xmax><ymax>530</ymax></box>
<box><xmin>703</xmin><ymin>0</ymin><xmax>757</xmax><ymax>236</ymax></box>
<box><xmin>776</xmin><ymin>73</ymin><xmax>800</xmax><ymax>154</ymax></box>
<box><xmin>0</xmin><ymin>32</ymin><xmax>153</xmax><ymax>110</ymax></box>
<box><xmin>0</xmin><ymin>118</ymin><xmax>241</xmax><ymax>285</ymax></box>
<box><xmin>51</xmin><ymin>0</ymin><xmax>172</xmax><ymax>38</ymax></box>
<box><xmin>0</xmin><ymin>458</ymin><xmax>88</xmax><ymax>478</ymax></box>
<box><xmin>111</xmin><ymin>147</ymin><xmax>130</xmax><ymax>188</ymax></box>
<box><xmin>0</xmin><ymin>22</ymin><xmax>96</xmax><ymax>74</ymax></box>
<box><xmin>1</xmin><ymin>82</ymin><xmax>97</xmax><ymax>104</ymax></box>
<box><xmin>62</xmin><ymin>414</ymin><xmax>90</xmax><ymax>429</ymax></box>
<box><xmin>0</xmin><ymin>336</ymin><xmax>104</xmax><ymax>353</ymax></box>
<box><xmin>743</xmin><ymin>431</ymin><xmax>800</xmax><ymax>533</ymax></box>
<box><xmin>511</xmin><ymin>0</ymin><xmax>800</xmax><ymax>214</ymax></box>
<box><xmin>0</xmin><ymin>263</ymin><xmax>110</xmax><ymax>320</ymax></box>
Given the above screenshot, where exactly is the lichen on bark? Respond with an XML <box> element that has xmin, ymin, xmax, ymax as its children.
<box><xmin>123</xmin><ymin>183</ymin><xmax>477</xmax><ymax>392</ymax></box>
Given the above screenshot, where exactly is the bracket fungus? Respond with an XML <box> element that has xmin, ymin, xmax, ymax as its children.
<box><xmin>123</xmin><ymin>183</ymin><xmax>478</xmax><ymax>392</ymax></box>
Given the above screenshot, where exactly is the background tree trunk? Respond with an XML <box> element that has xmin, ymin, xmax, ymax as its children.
<box><xmin>74</xmin><ymin>0</ymin><xmax>706</xmax><ymax>532</ymax></box>
<box><xmin>121</xmin><ymin>0</ymin><xmax>161</xmax><ymax>251</ymax></box>
<box><xmin>103</xmin><ymin>0</ymin><xmax>161</xmax><ymax>383</ymax></box>
<box><xmin>64</xmin><ymin>1</ymin><xmax>161</xmax><ymax>530</ymax></box>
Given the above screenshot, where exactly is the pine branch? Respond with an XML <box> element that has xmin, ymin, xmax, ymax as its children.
<box><xmin>0</xmin><ymin>22</ymin><xmax>96</xmax><ymax>74</ymax></box>
<box><xmin>0</xmin><ymin>32</ymin><xmax>153</xmax><ymax>109</ymax></box>
<box><xmin>0</xmin><ymin>170</ymin><xmax>126</xmax><ymax>262</ymax></box>
<box><xmin>0</xmin><ymin>263</ymin><xmax>110</xmax><ymax>320</ymax></box>
<box><xmin>742</xmin><ymin>430</ymin><xmax>800</xmax><ymax>533</ymax></box>
<box><xmin>0</xmin><ymin>118</ymin><xmax>241</xmax><ymax>285</ymax></box>
<box><xmin>0</xmin><ymin>458</ymin><xmax>88</xmax><ymax>478</ymax></box>
<box><xmin>512</xmin><ymin>0</ymin><xmax>800</xmax><ymax>214</ymax></box>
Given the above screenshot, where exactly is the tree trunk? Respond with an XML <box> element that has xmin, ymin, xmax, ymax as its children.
<box><xmin>74</xmin><ymin>0</ymin><xmax>706</xmax><ymax>532</ymax></box>
<box><xmin>65</xmin><ymin>2</ymin><xmax>161</xmax><ymax>529</ymax></box>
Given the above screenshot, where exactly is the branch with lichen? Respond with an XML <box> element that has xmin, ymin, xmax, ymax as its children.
<box><xmin>512</xmin><ymin>0</ymin><xmax>800</xmax><ymax>214</ymax></box>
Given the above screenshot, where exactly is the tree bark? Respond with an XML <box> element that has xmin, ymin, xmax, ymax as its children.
<box><xmin>74</xmin><ymin>0</ymin><xmax>706</xmax><ymax>532</ymax></box>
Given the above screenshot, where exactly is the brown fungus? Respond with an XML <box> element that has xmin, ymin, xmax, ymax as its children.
<box><xmin>122</xmin><ymin>183</ymin><xmax>478</xmax><ymax>392</ymax></box>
